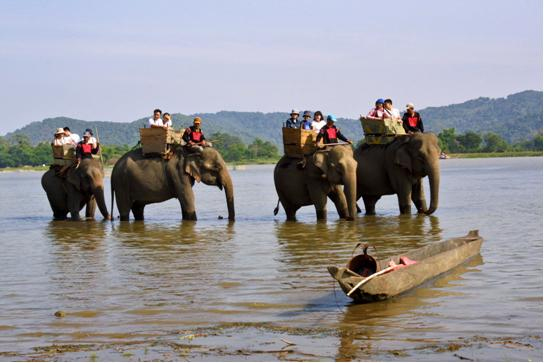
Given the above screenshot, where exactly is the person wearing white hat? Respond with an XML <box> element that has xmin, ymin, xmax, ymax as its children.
<box><xmin>402</xmin><ymin>103</ymin><xmax>424</xmax><ymax>133</ymax></box>
<box><xmin>52</xmin><ymin>128</ymin><xmax>69</xmax><ymax>146</ymax></box>
<box><xmin>285</xmin><ymin>109</ymin><xmax>300</xmax><ymax>128</ymax></box>
<box><xmin>76</xmin><ymin>131</ymin><xmax>99</xmax><ymax>161</ymax></box>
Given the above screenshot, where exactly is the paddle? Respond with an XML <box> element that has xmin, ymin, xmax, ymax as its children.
<box><xmin>346</xmin><ymin>266</ymin><xmax>396</xmax><ymax>296</ymax></box>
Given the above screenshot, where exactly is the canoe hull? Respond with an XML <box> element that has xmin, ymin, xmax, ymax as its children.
<box><xmin>328</xmin><ymin>230</ymin><xmax>483</xmax><ymax>303</ymax></box>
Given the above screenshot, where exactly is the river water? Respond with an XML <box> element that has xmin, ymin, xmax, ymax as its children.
<box><xmin>0</xmin><ymin>157</ymin><xmax>541</xmax><ymax>361</ymax></box>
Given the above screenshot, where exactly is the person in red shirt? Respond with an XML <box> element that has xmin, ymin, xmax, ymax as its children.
<box><xmin>183</xmin><ymin>117</ymin><xmax>208</xmax><ymax>151</ymax></box>
<box><xmin>402</xmin><ymin>103</ymin><xmax>424</xmax><ymax>133</ymax></box>
<box><xmin>316</xmin><ymin>115</ymin><xmax>352</xmax><ymax>147</ymax></box>
<box><xmin>76</xmin><ymin>131</ymin><xmax>99</xmax><ymax>161</ymax></box>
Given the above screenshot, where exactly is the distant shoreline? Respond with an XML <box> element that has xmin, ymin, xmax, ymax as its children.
<box><xmin>1</xmin><ymin>152</ymin><xmax>542</xmax><ymax>173</ymax></box>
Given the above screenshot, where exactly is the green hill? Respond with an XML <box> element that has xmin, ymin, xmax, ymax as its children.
<box><xmin>4</xmin><ymin>90</ymin><xmax>542</xmax><ymax>146</ymax></box>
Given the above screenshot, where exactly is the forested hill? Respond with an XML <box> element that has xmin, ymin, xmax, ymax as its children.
<box><xmin>5</xmin><ymin>90</ymin><xmax>542</xmax><ymax>146</ymax></box>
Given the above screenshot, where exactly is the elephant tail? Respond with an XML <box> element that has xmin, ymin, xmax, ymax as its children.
<box><xmin>273</xmin><ymin>199</ymin><xmax>280</xmax><ymax>216</ymax></box>
<box><xmin>110</xmin><ymin>182</ymin><xmax>115</xmax><ymax>221</ymax></box>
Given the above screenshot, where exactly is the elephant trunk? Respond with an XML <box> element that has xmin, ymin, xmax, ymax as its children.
<box><xmin>221</xmin><ymin>170</ymin><xmax>235</xmax><ymax>221</ymax></box>
<box><xmin>425</xmin><ymin>160</ymin><xmax>440</xmax><ymax>215</ymax></box>
<box><xmin>343</xmin><ymin>164</ymin><xmax>358</xmax><ymax>220</ymax></box>
<box><xmin>93</xmin><ymin>186</ymin><xmax>111</xmax><ymax>220</ymax></box>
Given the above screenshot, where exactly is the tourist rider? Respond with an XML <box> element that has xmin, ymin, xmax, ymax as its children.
<box><xmin>367</xmin><ymin>99</ymin><xmax>385</xmax><ymax>119</ymax></box>
<box><xmin>301</xmin><ymin>110</ymin><xmax>313</xmax><ymax>130</ymax></box>
<box><xmin>285</xmin><ymin>109</ymin><xmax>300</xmax><ymax>128</ymax></box>
<box><xmin>148</xmin><ymin>108</ymin><xmax>164</xmax><ymax>127</ymax></box>
<box><xmin>402</xmin><ymin>103</ymin><xmax>424</xmax><ymax>133</ymax></box>
<box><xmin>83</xmin><ymin>128</ymin><xmax>98</xmax><ymax>145</ymax></box>
<box><xmin>162</xmin><ymin>113</ymin><xmax>173</xmax><ymax>128</ymax></box>
<box><xmin>311</xmin><ymin>110</ymin><xmax>326</xmax><ymax>132</ymax></box>
<box><xmin>52</xmin><ymin>128</ymin><xmax>68</xmax><ymax>146</ymax></box>
<box><xmin>183</xmin><ymin>117</ymin><xmax>207</xmax><ymax>150</ymax></box>
<box><xmin>76</xmin><ymin>131</ymin><xmax>99</xmax><ymax>161</ymax></box>
<box><xmin>316</xmin><ymin>115</ymin><xmax>352</xmax><ymax>147</ymax></box>
<box><xmin>63</xmin><ymin>127</ymin><xmax>80</xmax><ymax>146</ymax></box>
<box><xmin>383</xmin><ymin>99</ymin><xmax>402</xmax><ymax>121</ymax></box>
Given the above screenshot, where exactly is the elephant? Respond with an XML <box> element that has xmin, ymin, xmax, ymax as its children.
<box><xmin>41</xmin><ymin>158</ymin><xmax>111</xmax><ymax>221</ymax></box>
<box><xmin>354</xmin><ymin>132</ymin><xmax>440</xmax><ymax>215</ymax></box>
<box><xmin>274</xmin><ymin>145</ymin><xmax>358</xmax><ymax>221</ymax></box>
<box><xmin>110</xmin><ymin>146</ymin><xmax>235</xmax><ymax>221</ymax></box>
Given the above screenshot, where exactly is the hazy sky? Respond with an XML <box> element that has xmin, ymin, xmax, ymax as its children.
<box><xmin>0</xmin><ymin>0</ymin><xmax>542</xmax><ymax>134</ymax></box>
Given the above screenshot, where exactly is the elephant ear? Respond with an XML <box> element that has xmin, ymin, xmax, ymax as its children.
<box><xmin>312</xmin><ymin>150</ymin><xmax>328</xmax><ymax>175</ymax></box>
<box><xmin>394</xmin><ymin>147</ymin><xmax>412</xmax><ymax>173</ymax></box>
<box><xmin>65</xmin><ymin>167</ymin><xmax>81</xmax><ymax>191</ymax></box>
<box><xmin>184</xmin><ymin>153</ymin><xmax>202</xmax><ymax>182</ymax></box>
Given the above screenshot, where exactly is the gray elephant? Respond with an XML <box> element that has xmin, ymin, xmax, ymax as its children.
<box><xmin>41</xmin><ymin>158</ymin><xmax>111</xmax><ymax>221</ymax></box>
<box><xmin>110</xmin><ymin>146</ymin><xmax>234</xmax><ymax>221</ymax></box>
<box><xmin>355</xmin><ymin>132</ymin><xmax>440</xmax><ymax>215</ymax></box>
<box><xmin>274</xmin><ymin>145</ymin><xmax>358</xmax><ymax>221</ymax></box>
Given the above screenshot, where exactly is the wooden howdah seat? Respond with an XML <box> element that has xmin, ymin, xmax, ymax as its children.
<box><xmin>139</xmin><ymin>127</ymin><xmax>183</xmax><ymax>157</ymax></box>
<box><xmin>282</xmin><ymin>127</ymin><xmax>317</xmax><ymax>158</ymax></box>
<box><xmin>51</xmin><ymin>144</ymin><xmax>76</xmax><ymax>166</ymax></box>
<box><xmin>360</xmin><ymin>117</ymin><xmax>406</xmax><ymax>145</ymax></box>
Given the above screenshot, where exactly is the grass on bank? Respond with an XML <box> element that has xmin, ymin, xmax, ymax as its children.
<box><xmin>447</xmin><ymin>151</ymin><xmax>543</xmax><ymax>158</ymax></box>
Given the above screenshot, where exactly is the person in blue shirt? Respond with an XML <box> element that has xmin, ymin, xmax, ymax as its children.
<box><xmin>301</xmin><ymin>110</ymin><xmax>313</xmax><ymax>130</ymax></box>
<box><xmin>285</xmin><ymin>109</ymin><xmax>300</xmax><ymax>128</ymax></box>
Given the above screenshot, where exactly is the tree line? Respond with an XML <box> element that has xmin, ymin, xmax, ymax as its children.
<box><xmin>0</xmin><ymin>132</ymin><xmax>280</xmax><ymax>168</ymax></box>
<box><xmin>0</xmin><ymin>129</ymin><xmax>541</xmax><ymax>168</ymax></box>
<box><xmin>437</xmin><ymin>128</ymin><xmax>543</xmax><ymax>153</ymax></box>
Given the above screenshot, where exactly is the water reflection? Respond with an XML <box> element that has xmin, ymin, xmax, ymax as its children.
<box><xmin>45</xmin><ymin>221</ymin><xmax>109</xmax><ymax>307</ymax></box>
<box><xmin>275</xmin><ymin>215</ymin><xmax>443</xmax><ymax>270</ymax></box>
<box><xmin>335</xmin><ymin>255</ymin><xmax>484</xmax><ymax>360</ymax></box>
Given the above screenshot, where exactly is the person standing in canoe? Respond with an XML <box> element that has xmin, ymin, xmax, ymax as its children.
<box><xmin>316</xmin><ymin>115</ymin><xmax>352</xmax><ymax>147</ymax></box>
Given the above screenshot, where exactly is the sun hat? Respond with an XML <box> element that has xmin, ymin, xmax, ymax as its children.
<box><xmin>290</xmin><ymin>109</ymin><xmax>300</xmax><ymax>115</ymax></box>
<box><xmin>303</xmin><ymin>110</ymin><xmax>312</xmax><ymax>117</ymax></box>
<box><xmin>406</xmin><ymin>103</ymin><xmax>415</xmax><ymax>109</ymax></box>
<box><xmin>194</xmin><ymin>117</ymin><xmax>202</xmax><ymax>123</ymax></box>
<box><xmin>327</xmin><ymin>114</ymin><xmax>337</xmax><ymax>122</ymax></box>
<box><xmin>55</xmin><ymin>128</ymin><xmax>65</xmax><ymax>135</ymax></box>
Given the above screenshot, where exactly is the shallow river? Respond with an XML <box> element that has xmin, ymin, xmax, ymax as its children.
<box><xmin>0</xmin><ymin>157</ymin><xmax>542</xmax><ymax>361</ymax></box>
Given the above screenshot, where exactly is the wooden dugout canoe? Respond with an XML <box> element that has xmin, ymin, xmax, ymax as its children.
<box><xmin>327</xmin><ymin>230</ymin><xmax>483</xmax><ymax>303</ymax></box>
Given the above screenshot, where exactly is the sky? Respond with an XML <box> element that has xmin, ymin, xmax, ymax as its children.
<box><xmin>0</xmin><ymin>0</ymin><xmax>542</xmax><ymax>134</ymax></box>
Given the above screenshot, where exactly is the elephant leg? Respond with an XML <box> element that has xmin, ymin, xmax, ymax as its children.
<box><xmin>66</xmin><ymin>191</ymin><xmax>82</xmax><ymax>221</ymax></box>
<box><xmin>362</xmin><ymin>195</ymin><xmax>380</xmax><ymax>215</ymax></box>
<box><xmin>411</xmin><ymin>180</ymin><xmax>427</xmax><ymax>213</ymax></box>
<box><xmin>53</xmin><ymin>208</ymin><xmax>67</xmax><ymax>220</ymax></box>
<box><xmin>397</xmin><ymin>184</ymin><xmax>413</xmax><ymax>214</ymax></box>
<box><xmin>115</xmin><ymin>189</ymin><xmax>132</xmax><ymax>221</ymax></box>
<box><xmin>308</xmin><ymin>182</ymin><xmax>328</xmax><ymax>220</ymax></box>
<box><xmin>131</xmin><ymin>202</ymin><xmax>145</xmax><ymax>221</ymax></box>
<box><xmin>176</xmin><ymin>177</ymin><xmax>197</xmax><ymax>220</ymax></box>
<box><xmin>275</xmin><ymin>188</ymin><xmax>299</xmax><ymax>221</ymax></box>
<box><xmin>85</xmin><ymin>198</ymin><xmax>96</xmax><ymax>220</ymax></box>
<box><xmin>327</xmin><ymin>186</ymin><xmax>349</xmax><ymax>220</ymax></box>
<box><xmin>283</xmin><ymin>201</ymin><xmax>299</xmax><ymax>221</ymax></box>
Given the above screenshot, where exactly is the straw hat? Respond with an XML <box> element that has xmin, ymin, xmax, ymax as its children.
<box><xmin>55</xmin><ymin>128</ymin><xmax>65</xmax><ymax>135</ymax></box>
